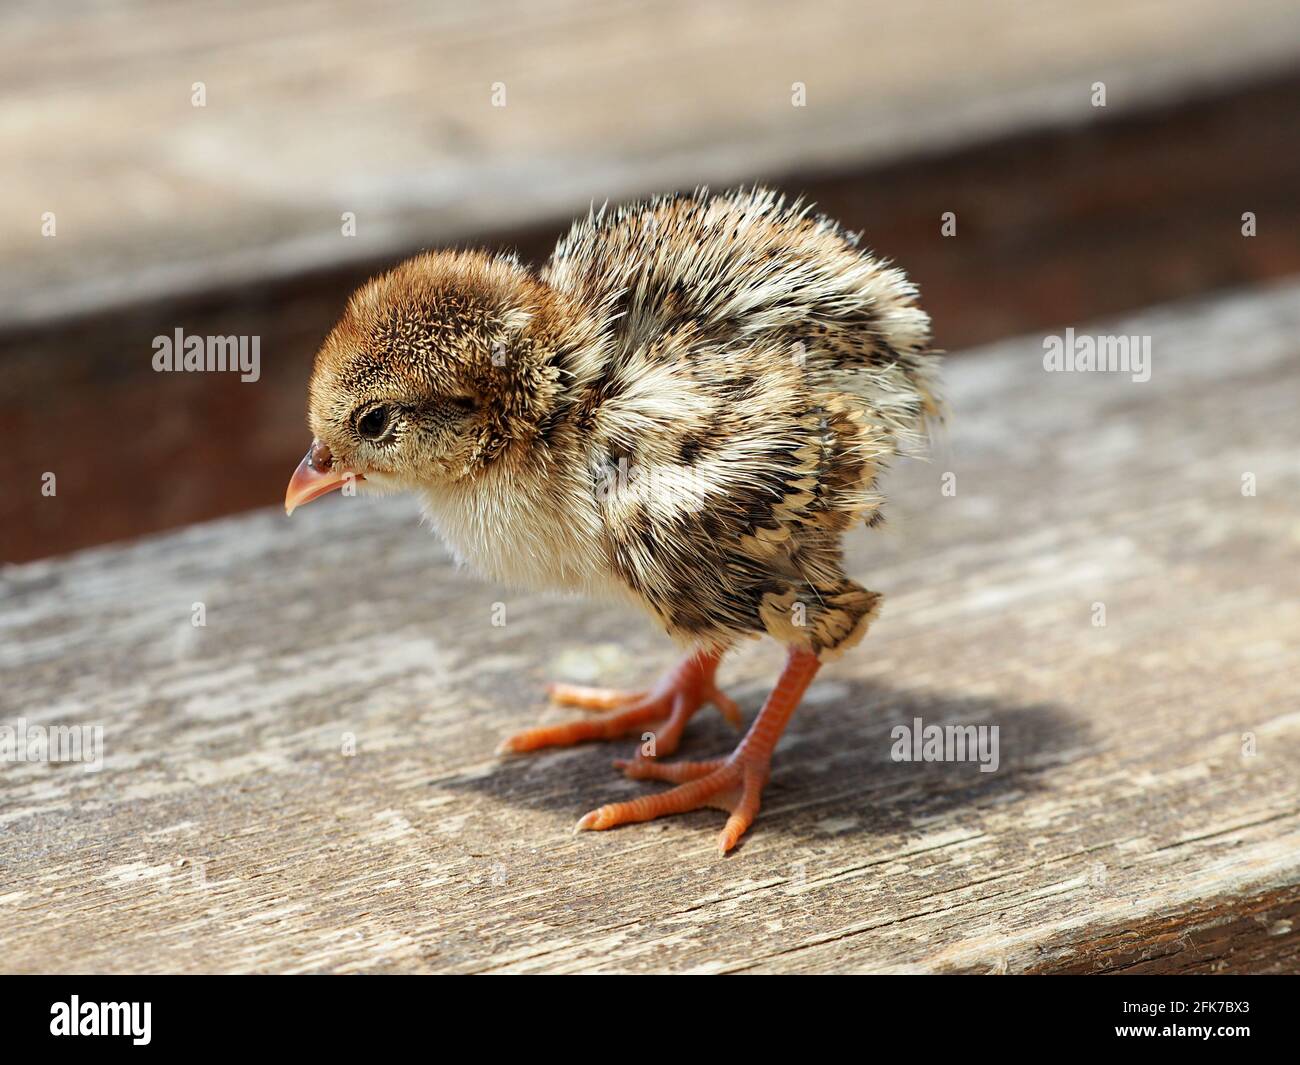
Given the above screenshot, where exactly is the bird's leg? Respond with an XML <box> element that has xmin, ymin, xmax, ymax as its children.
<box><xmin>578</xmin><ymin>647</ymin><xmax>820</xmax><ymax>853</ymax></box>
<box><xmin>497</xmin><ymin>648</ymin><xmax>739</xmax><ymax>755</ymax></box>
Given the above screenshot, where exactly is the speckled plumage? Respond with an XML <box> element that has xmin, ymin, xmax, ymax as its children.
<box><xmin>305</xmin><ymin>187</ymin><xmax>939</xmax><ymax>661</ymax></box>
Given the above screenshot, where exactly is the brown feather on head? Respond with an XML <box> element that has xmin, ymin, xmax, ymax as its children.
<box><xmin>290</xmin><ymin>250</ymin><xmax>564</xmax><ymax>507</ymax></box>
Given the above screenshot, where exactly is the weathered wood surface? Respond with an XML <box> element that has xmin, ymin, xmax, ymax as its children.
<box><xmin>6</xmin><ymin>0</ymin><xmax>1300</xmax><ymax>327</ymax></box>
<box><xmin>3</xmin><ymin>281</ymin><xmax>1299</xmax><ymax>973</ymax></box>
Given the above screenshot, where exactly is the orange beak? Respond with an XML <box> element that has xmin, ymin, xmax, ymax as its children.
<box><xmin>284</xmin><ymin>440</ymin><xmax>362</xmax><ymax>515</ymax></box>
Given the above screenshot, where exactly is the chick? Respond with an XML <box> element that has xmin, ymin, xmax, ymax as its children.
<box><xmin>286</xmin><ymin>188</ymin><xmax>939</xmax><ymax>853</ymax></box>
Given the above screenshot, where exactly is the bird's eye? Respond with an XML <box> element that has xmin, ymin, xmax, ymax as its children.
<box><xmin>447</xmin><ymin>395</ymin><xmax>478</xmax><ymax>414</ymax></box>
<box><xmin>356</xmin><ymin>405</ymin><xmax>393</xmax><ymax>440</ymax></box>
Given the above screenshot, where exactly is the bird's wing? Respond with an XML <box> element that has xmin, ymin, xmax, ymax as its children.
<box><xmin>587</xmin><ymin>332</ymin><xmax>893</xmax><ymax>653</ymax></box>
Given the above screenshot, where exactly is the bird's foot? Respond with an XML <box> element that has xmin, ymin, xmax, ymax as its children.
<box><xmin>578</xmin><ymin>752</ymin><xmax>769</xmax><ymax>854</ymax></box>
<box><xmin>573</xmin><ymin>647</ymin><xmax>821</xmax><ymax>853</ymax></box>
<box><xmin>496</xmin><ymin>649</ymin><xmax>738</xmax><ymax>756</ymax></box>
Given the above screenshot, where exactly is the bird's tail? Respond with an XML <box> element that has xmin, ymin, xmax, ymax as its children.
<box><xmin>760</xmin><ymin>578</ymin><xmax>882</xmax><ymax>662</ymax></box>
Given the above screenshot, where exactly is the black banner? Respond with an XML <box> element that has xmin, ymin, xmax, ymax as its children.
<box><xmin>2</xmin><ymin>974</ymin><xmax>1292</xmax><ymax>1052</ymax></box>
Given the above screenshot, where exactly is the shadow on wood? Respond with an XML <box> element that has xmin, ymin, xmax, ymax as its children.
<box><xmin>459</xmin><ymin>678</ymin><xmax>1086</xmax><ymax>849</ymax></box>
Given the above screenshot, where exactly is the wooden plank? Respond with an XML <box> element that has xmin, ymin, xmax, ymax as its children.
<box><xmin>5</xmin><ymin>0</ymin><xmax>1300</xmax><ymax>326</ymax></box>
<box><xmin>2</xmin><ymin>280</ymin><xmax>1299</xmax><ymax>973</ymax></box>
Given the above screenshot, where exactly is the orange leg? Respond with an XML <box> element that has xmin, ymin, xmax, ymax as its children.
<box><xmin>497</xmin><ymin>648</ymin><xmax>740</xmax><ymax>756</ymax></box>
<box><xmin>578</xmin><ymin>647</ymin><xmax>821</xmax><ymax>853</ymax></box>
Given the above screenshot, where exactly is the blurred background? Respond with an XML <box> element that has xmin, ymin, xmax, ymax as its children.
<box><xmin>3</xmin><ymin>0</ymin><xmax>1299</xmax><ymax>562</ymax></box>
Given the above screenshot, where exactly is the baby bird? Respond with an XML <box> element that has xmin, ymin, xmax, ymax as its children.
<box><xmin>286</xmin><ymin>188</ymin><xmax>939</xmax><ymax>853</ymax></box>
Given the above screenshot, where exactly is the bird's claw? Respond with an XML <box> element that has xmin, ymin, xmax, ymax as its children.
<box><xmin>497</xmin><ymin>650</ymin><xmax>737</xmax><ymax>755</ymax></box>
<box><xmin>545</xmin><ymin>681</ymin><xmax>649</xmax><ymax>711</ymax></box>
<box><xmin>575</xmin><ymin>753</ymin><xmax>770</xmax><ymax>854</ymax></box>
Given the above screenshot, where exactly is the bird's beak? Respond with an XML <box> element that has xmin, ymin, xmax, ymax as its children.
<box><xmin>284</xmin><ymin>439</ymin><xmax>362</xmax><ymax>515</ymax></box>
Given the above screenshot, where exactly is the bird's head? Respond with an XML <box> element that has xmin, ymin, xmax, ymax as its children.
<box><xmin>285</xmin><ymin>250</ymin><xmax>567</xmax><ymax>514</ymax></box>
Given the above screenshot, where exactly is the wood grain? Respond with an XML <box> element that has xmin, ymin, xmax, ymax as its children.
<box><xmin>2</xmin><ymin>281</ymin><xmax>1299</xmax><ymax>973</ymax></box>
